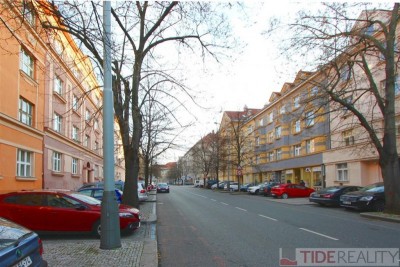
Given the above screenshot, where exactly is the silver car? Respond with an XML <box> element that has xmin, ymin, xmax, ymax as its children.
<box><xmin>138</xmin><ymin>182</ymin><xmax>148</xmax><ymax>201</ymax></box>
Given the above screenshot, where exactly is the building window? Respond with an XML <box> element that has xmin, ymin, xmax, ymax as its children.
<box><xmin>259</xmin><ymin>118</ymin><xmax>264</xmax><ymax>126</ymax></box>
<box><xmin>268</xmin><ymin>151</ymin><xmax>275</xmax><ymax>162</ymax></box>
<box><xmin>52</xmin><ymin>151</ymin><xmax>62</xmax><ymax>172</ymax></box>
<box><xmin>306</xmin><ymin>139</ymin><xmax>315</xmax><ymax>154</ymax></box>
<box><xmin>305</xmin><ymin>111</ymin><xmax>315</xmax><ymax>127</ymax></box>
<box><xmin>336</xmin><ymin>163</ymin><xmax>348</xmax><ymax>181</ymax></box>
<box><xmin>395</xmin><ymin>76</ymin><xmax>400</xmax><ymax>95</ymax></box>
<box><xmin>293</xmin><ymin>120</ymin><xmax>301</xmax><ymax>133</ymax></box>
<box><xmin>53</xmin><ymin>113</ymin><xmax>62</xmax><ymax>133</ymax></box>
<box><xmin>94</xmin><ymin>119</ymin><xmax>99</xmax><ymax>131</ymax></box>
<box><xmin>276</xmin><ymin>148</ymin><xmax>282</xmax><ymax>160</ymax></box>
<box><xmin>54</xmin><ymin>76</ymin><xmax>63</xmax><ymax>95</ymax></box>
<box><xmin>84</xmin><ymin>134</ymin><xmax>90</xmax><ymax>148</ymax></box>
<box><xmin>268</xmin><ymin>112</ymin><xmax>274</xmax><ymax>123</ymax></box>
<box><xmin>293</xmin><ymin>95</ymin><xmax>300</xmax><ymax>109</ymax></box>
<box><xmin>247</xmin><ymin>126</ymin><xmax>253</xmax><ymax>135</ymax></box>
<box><xmin>294</xmin><ymin>144</ymin><xmax>301</xmax><ymax>157</ymax></box>
<box><xmin>343</xmin><ymin>130</ymin><xmax>354</xmax><ymax>146</ymax></box>
<box><xmin>94</xmin><ymin>165</ymin><xmax>99</xmax><ymax>178</ymax></box>
<box><xmin>255</xmin><ymin>136</ymin><xmax>260</xmax><ymax>146</ymax></box>
<box><xmin>267</xmin><ymin>131</ymin><xmax>274</xmax><ymax>143</ymax></box>
<box><xmin>85</xmin><ymin>109</ymin><xmax>91</xmax><ymax>123</ymax></box>
<box><xmin>20</xmin><ymin>49</ymin><xmax>34</xmax><ymax>78</ymax></box>
<box><xmin>310</xmin><ymin>86</ymin><xmax>318</xmax><ymax>96</ymax></box>
<box><xmin>279</xmin><ymin>105</ymin><xmax>286</xmax><ymax>115</ymax></box>
<box><xmin>17</xmin><ymin>149</ymin><xmax>32</xmax><ymax>177</ymax></box>
<box><xmin>275</xmin><ymin>126</ymin><xmax>281</xmax><ymax>139</ymax></box>
<box><xmin>72</xmin><ymin>126</ymin><xmax>79</xmax><ymax>141</ymax></box>
<box><xmin>72</xmin><ymin>95</ymin><xmax>79</xmax><ymax>111</ymax></box>
<box><xmin>22</xmin><ymin>2</ymin><xmax>35</xmax><ymax>26</ymax></box>
<box><xmin>72</xmin><ymin>158</ymin><xmax>78</xmax><ymax>175</ymax></box>
<box><xmin>95</xmin><ymin>141</ymin><xmax>99</xmax><ymax>152</ymax></box>
<box><xmin>19</xmin><ymin>98</ymin><xmax>33</xmax><ymax>126</ymax></box>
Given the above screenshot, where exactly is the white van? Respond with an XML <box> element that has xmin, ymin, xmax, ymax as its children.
<box><xmin>194</xmin><ymin>180</ymin><xmax>204</xmax><ymax>187</ymax></box>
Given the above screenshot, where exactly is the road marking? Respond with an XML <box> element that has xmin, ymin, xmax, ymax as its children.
<box><xmin>299</xmin><ymin>228</ymin><xmax>339</xmax><ymax>241</ymax></box>
<box><xmin>258</xmin><ymin>214</ymin><xmax>278</xmax><ymax>221</ymax></box>
<box><xmin>210</xmin><ymin>199</ymin><xmax>217</xmax><ymax>202</ymax></box>
<box><xmin>235</xmin><ymin>207</ymin><xmax>247</xmax><ymax>211</ymax></box>
<box><xmin>221</xmin><ymin>202</ymin><xmax>229</xmax><ymax>205</ymax></box>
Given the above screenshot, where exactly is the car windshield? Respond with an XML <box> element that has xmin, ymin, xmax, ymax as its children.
<box><xmin>359</xmin><ymin>183</ymin><xmax>384</xmax><ymax>193</ymax></box>
<box><xmin>72</xmin><ymin>193</ymin><xmax>102</xmax><ymax>205</ymax></box>
<box><xmin>323</xmin><ymin>187</ymin><xmax>341</xmax><ymax>193</ymax></box>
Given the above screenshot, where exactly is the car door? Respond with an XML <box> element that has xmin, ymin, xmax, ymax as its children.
<box><xmin>294</xmin><ymin>185</ymin><xmax>306</xmax><ymax>197</ymax></box>
<box><xmin>1</xmin><ymin>194</ymin><xmax>46</xmax><ymax>231</ymax></box>
<box><xmin>44</xmin><ymin>194</ymin><xmax>93</xmax><ymax>232</ymax></box>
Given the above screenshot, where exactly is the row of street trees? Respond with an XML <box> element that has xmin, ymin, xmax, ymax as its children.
<box><xmin>182</xmin><ymin>3</ymin><xmax>400</xmax><ymax>214</ymax></box>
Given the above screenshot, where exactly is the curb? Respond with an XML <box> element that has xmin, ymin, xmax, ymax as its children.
<box><xmin>360</xmin><ymin>212</ymin><xmax>400</xmax><ymax>223</ymax></box>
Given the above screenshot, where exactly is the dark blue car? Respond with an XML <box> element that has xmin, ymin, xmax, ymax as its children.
<box><xmin>77</xmin><ymin>188</ymin><xmax>123</xmax><ymax>203</ymax></box>
<box><xmin>0</xmin><ymin>217</ymin><xmax>47</xmax><ymax>267</ymax></box>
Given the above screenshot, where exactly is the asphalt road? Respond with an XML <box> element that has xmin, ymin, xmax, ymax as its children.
<box><xmin>157</xmin><ymin>185</ymin><xmax>400</xmax><ymax>267</ymax></box>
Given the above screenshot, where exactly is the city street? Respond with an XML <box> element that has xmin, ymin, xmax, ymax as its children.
<box><xmin>157</xmin><ymin>186</ymin><xmax>400</xmax><ymax>267</ymax></box>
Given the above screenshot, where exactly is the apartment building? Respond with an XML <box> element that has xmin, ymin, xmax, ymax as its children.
<box><xmin>0</xmin><ymin>1</ymin><xmax>124</xmax><ymax>192</ymax></box>
<box><xmin>0</xmin><ymin>2</ymin><xmax>46</xmax><ymax>194</ymax></box>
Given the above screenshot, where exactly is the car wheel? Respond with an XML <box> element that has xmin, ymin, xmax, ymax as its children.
<box><xmin>92</xmin><ymin>220</ymin><xmax>101</xmax><ymax>238</ymax></box>
<box><xmin>281</xmin><ymin>193</ymin><xmax>288</xmax><ymax>199</ymax></box>
<box><xmin>372</xmin><ymin>200</ymin><xmax>385</xmax><ymax>212</ymax></box>
<box><xmin>255</xmin><ymin>189</ymin><xmax>259</xmax><ymax>194</ymax></box>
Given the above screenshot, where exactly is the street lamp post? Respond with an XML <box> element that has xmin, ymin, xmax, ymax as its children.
<box><xmin>100</xmin><ymin>1</ymin><xmax>121</xmax><ymax>249</ymax></box>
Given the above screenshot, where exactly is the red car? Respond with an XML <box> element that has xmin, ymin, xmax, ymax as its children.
<box><xmin>271</xmin><ymin>184</ymin><xmax>315</xmax><ymax>199</ymax></box>
<box><xmin>0</xmin><ymin>190</ymin><xmax>140</xmax><ymax>237</ymax></box>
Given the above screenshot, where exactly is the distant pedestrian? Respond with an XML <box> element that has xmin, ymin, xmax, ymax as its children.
<box><xmin>299</xmin><ymin>180</ymin><xmax>305</xmax><ymax>186</ymax></box>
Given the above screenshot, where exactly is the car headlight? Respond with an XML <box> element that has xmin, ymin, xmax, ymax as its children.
<box><xmin>119</xmin><ymin>212</ymin><xmax>134</xmax><ymax>218</ymax></box>
<box><xmin>360</xmin><ymin>196</ymin><xmax>373</xmax><ymax>201</ymax></box>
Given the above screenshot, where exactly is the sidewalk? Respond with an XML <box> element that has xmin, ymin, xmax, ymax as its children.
<box><xmin>41</xmin><ymin>192</ymin><xmax>158</xmax><ymax>267</ymax></box>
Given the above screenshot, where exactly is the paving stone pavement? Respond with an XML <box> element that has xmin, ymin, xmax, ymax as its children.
<box><xmin>41</xmin><ymin>192</ymin><xmax>157</xmax><ymax>267</ymax></box>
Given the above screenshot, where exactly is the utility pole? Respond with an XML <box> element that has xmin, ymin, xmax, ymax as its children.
<box><xmin>100</xmin><ymin>0</ymin><xmax>121</xmax><ymax>249</ymax></box>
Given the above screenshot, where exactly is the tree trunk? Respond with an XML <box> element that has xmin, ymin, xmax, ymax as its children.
<box><xmin>380</xmin><ymin>152</ymin><xmax>400</xmax><ymax>214</ymax></box>
<box><xmin>123</xmin><ymin>148</ymin><xmax>139</xmax><ymax>208</ymax></box>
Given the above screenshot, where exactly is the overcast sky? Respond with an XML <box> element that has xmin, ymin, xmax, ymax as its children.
<box><xmin>157</xmin><ymin>1</ymin><xmax>319</xmax><ymax>163</ymax></box>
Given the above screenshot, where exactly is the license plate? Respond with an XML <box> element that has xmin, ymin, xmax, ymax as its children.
<box><xmin>16</xmin><ymin>256</ymin><xmax>32</xmax><ymax>267</ymax></box>
<box><xmin>342</xmin><ymin>201</ymin><xmax>351</xmax><ymax>205</ymax></box>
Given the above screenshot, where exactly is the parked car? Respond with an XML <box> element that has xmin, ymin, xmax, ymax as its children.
<box><xmin>0</xmin><ymin>190</ymin><xmax>140</xmax><ymax>238</ymax></box>
<box><xmin>77</xmin><ymin>187</ymin><xmax>123</xmax><ymax>203</ymax></box>
<box><xmin>240</xmin><ymin>183</ymin><xmax>255</xmax><ymax>192</ymax></box>
<box><xmin>247</xmin><ymin>183</ymin><xmax>267</xmax><ymax>195</ymax></box>
<box><xmin>0</xmin><ymin>217</ymin><xmax>47</xmax><ymax>267</ymax></box>
<box><xmin>137</xmin><ymin>182</ymin><xmax>149</xmax><ymax>201</ymax></box>
<box><xmin>263</xmin><ymin>182</ymin><xmax>280</xmax><ymax>196</ymax></box>
<box><xmin>271</xmin><ymin>184</ymin><xmax>315</xmax><ymax>199</ymax></box>
<box><xmin>78</xmin><ymin>180</ymin><xmax>125</xmax><ymax>191</ymax></box>
<box><xmin>309</xmin><ymin>186</ymin><xmax>362</xmax><ymax>206</ymax></box>
<box><xmin>206</xmin><ymin>180</ymin><xmax>218</xmax><ymax>189</ymax></box>
<box><xmin>79</xmin><ymin>181</ymin><xmax>148</xmax><ymax>202</ymax></box>
<box><xmin>157</xmin><ymin>183</ymin><xmax>170</xmax><ymax>193</ymax></box>
<box><xmin>224</xmin><ymin>182</ymin><xmax>238</xmax><ymax>191</ymax></box>
<box><xmin>211</xmin><ymin>182</ymin><xmax>224</xmax><ymax>190</ymax></box>
<box><xmin>340</xmin><ymin>182</ymin><xmax>385</xmax><ymax>211</ymax></box>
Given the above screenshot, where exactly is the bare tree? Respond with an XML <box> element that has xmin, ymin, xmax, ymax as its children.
<box><xmin>220</xmin><ymin>108</ymin><xmax>259</xmax><ymax>190</ymax></box>
<box><xmin>37</xmin><ymin>1</ymin><xmax>234</xmax><ymax>208</ymax></box>
<box><xmin>269</xmin><ymin>3</ymin><xmax>400</xmax><ymax>214</ymax></box>
<box><xmin>139</xmin><ymin>72</ymin><xmax>189</xmax><ymax>188</ymax></box>
<box><xmin>191</xmin><ymin>133</ymin><xmax>216</xmax><ymax>188</ymax></box>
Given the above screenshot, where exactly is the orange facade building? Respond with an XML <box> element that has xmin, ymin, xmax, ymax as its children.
<box><xmin>0</xmin><ymin>2</ymin><xmax>46</xmax><ymax>193</ymax></box>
